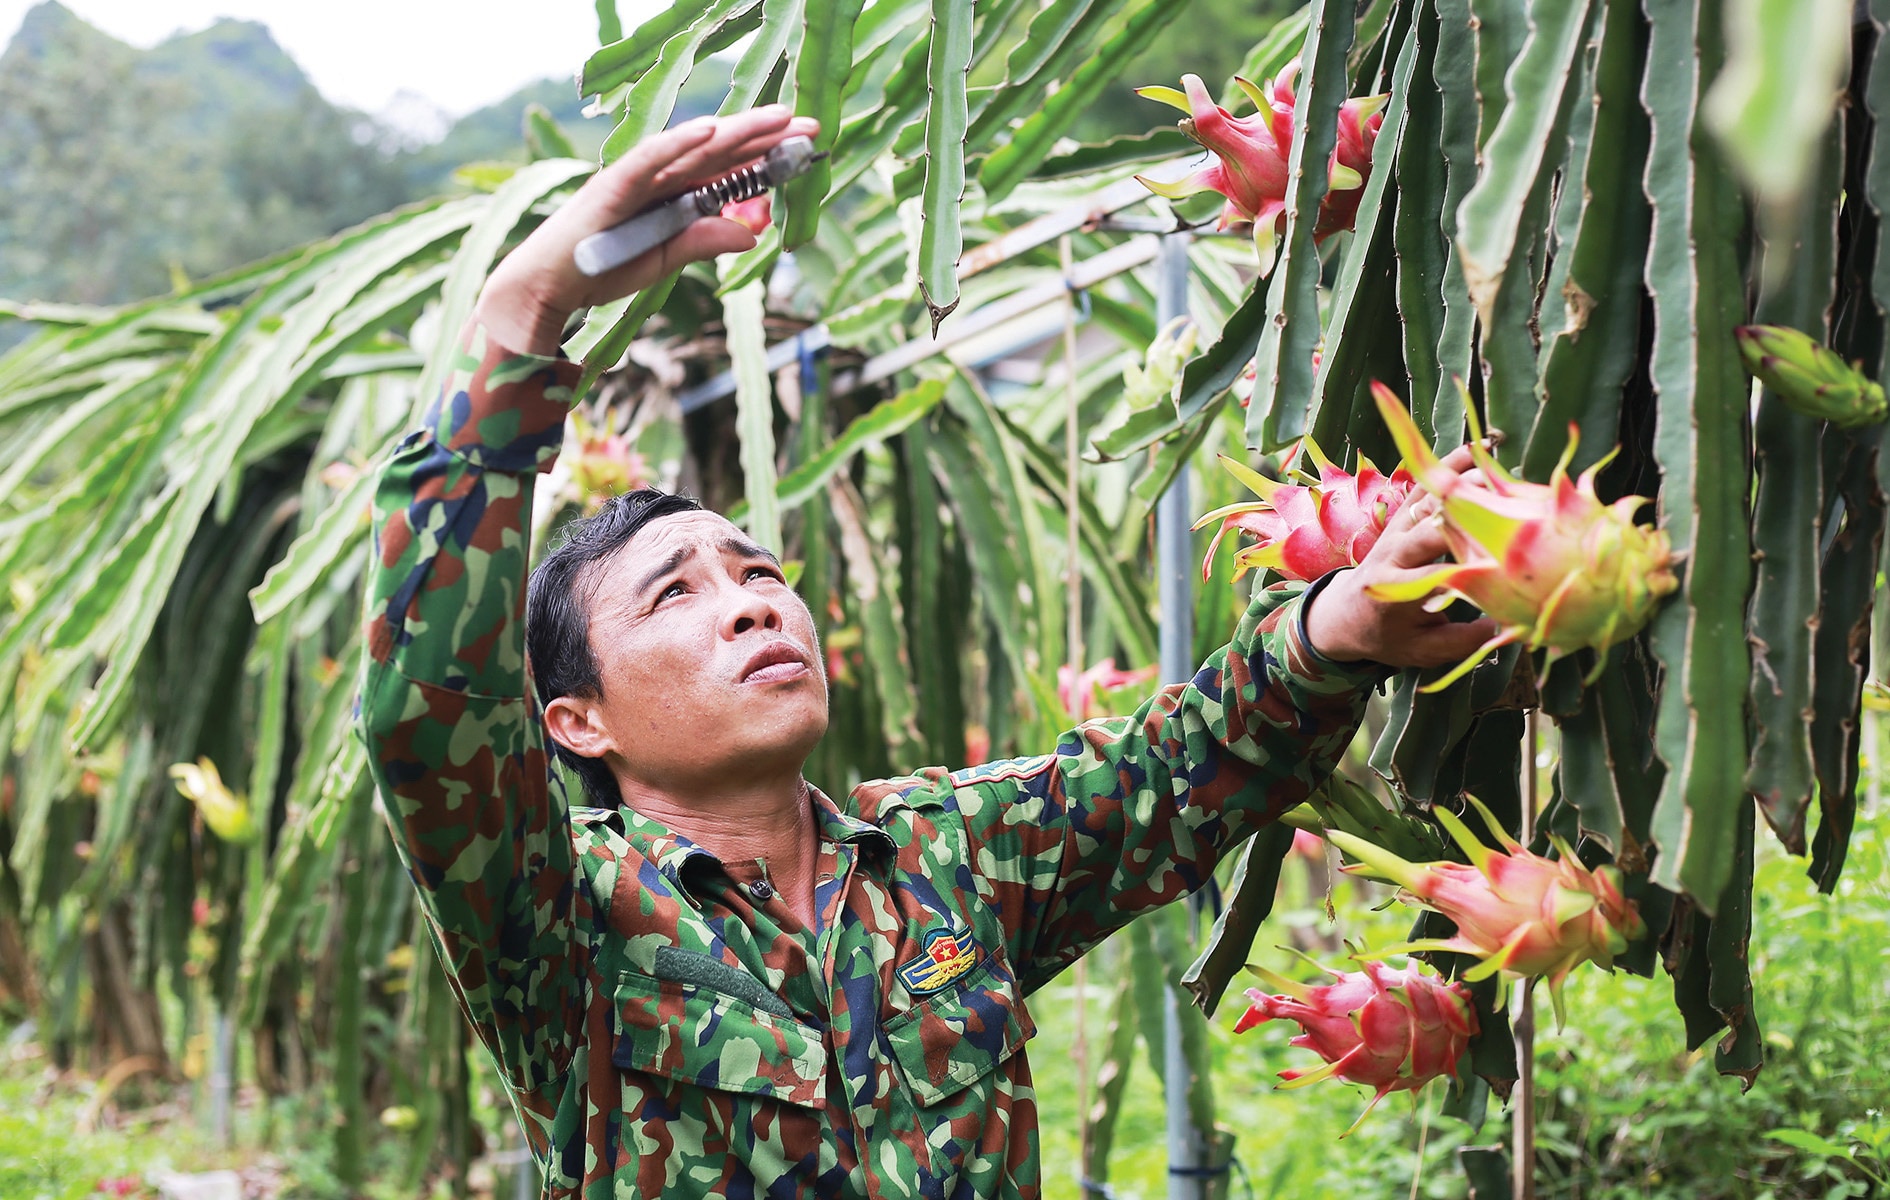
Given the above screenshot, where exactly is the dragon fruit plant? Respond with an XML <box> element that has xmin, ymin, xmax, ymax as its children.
<box><xmin>1134</xmin><ymin>65</ymin><xmax>1386</xmax><ymax>273</ymax></box>
<box><xmin>1365</xmin><ymin>381</ymin><xmax>1679</xmax><ymax>691</ymax></box>
<box><xmin>1327</xmin><ymin>795</ymin><xmax>1647</xmax><ymax>1028</ymax></box>
<box><xmin>1734</xmin><ymin>323</ymin><xmax>1888</xmax><ymax>428</ymax></box>
<box><xmin>1234</xmin><ymin>954</ymin><xmax>1477</xmax><ymax>1134</ymax></box>
<box><xmin>1193</xmin><ymin>439</ymin><xmax>1415</xmax><ymax>583</ymax></box>
<box><xmin>561</xmin><ymin>411</ymin><xmax>649</xmax><ymax>512</ymax></box>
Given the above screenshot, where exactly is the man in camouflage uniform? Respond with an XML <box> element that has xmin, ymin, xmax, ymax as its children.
<box><xmin>359</xmin><ymin>107</ymin><xmax>1495</xmax><ymax>1199</ymax></box>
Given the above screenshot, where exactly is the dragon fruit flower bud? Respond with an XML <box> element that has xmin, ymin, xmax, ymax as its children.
<box><xmin>1192</xmin><ymin>437</ymin><xmax>1416</xmax><ymax>583</ymax></box>
<box><xmin>1234</xmin><ymin>955</ymin><xmax>1477</xmax><ymax>1135</ymax></box>
<box><xmin>1134</xmin><ymin>66</ymin><xmax>1384</xmax><ymax>274</ymax></box>
<box><xmin>170</xmin><ymin>757</ymin><xmax>256</xmax><ymax>844</ymax></box>
<box><xmin>1328</xmin><ymin>795</ymin><xmax>1647</xmax><ymax>1029</ymax></box>
<box><xmin>1735</xmin><ymin>324</ymin><xmax>1887</xmax><ymax>429</ymax></box>
<box><xmin>1365</xmin><ymin>381</ymin><xmax>1679</xmax><ymax>692</ymax></box>
<box><xmin>1123</xmin><ymin>317</ymin><xmax>1198</xmax><ymax>412</ymax></box>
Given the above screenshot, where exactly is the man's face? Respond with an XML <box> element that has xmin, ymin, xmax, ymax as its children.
<box><xmin>561</xmin><ymin>511</ymin><xmax>829</xmax><ymax>791</ymax></box>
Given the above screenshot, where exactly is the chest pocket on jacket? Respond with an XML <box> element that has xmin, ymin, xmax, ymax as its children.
<box><xmin>610</xmin><ymin>968</ymin><xmax>829</xmax><ymax>1110</ymax></box>
<box><xmin>883</xmin><ymin>948</ymin><xmax>1035</xmax><ymax>1107</ymax></box>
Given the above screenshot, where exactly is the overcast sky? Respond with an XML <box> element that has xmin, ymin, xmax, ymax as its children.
<box><xmin>0</xmin><ymin>0</ymin><xmax>667</xmax><ymax>116</ymax></box>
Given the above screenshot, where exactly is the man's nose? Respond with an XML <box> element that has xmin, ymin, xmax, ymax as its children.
<box><xmin>721</xmin><ymin>579</ymin><xmax>782</xmax><ymax>637</ymax></box>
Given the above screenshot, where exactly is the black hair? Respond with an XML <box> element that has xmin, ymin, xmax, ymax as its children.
<box><xmin>526</xmin><ymin>487</ymin><xmax>703</xmax><ymax>806</ymax></box>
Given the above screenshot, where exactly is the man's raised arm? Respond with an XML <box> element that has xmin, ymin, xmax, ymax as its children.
<box><xmin>355</xmin><ymin>108</ymin><xmax>817</xmax><ymax>1138</ymax></box>
<box><xmin>880</xmin><ymin>467</ymin><xmax>1499</xmax><ymax>990</ymax></box>
<box><xmin>358</xmin><ymin>317</ymin><xmax>587</xmax><ymax>1132</ymax></box>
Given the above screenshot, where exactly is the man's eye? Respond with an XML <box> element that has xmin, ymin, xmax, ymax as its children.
<box><xmin>658</xmin><ymin>582</ymin><xmax>687</xmax><ymax>601</ymax></box>
<box><xmin>746</xmin><ymin>566</ymin><xmax>778</xmax><ymax>582</ymax></box>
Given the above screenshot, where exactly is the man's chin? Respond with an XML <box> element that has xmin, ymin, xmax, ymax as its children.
<box><xmin>717</xmin><ymin>706</ymin><xmax>829</xmax><ymax>771</ymax></box>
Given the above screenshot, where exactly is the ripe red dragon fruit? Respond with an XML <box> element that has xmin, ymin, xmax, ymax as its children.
<box><xmin>1366</xmin><ymin>381</ymin><xmax>1679</xmax><ymax>691</ymax></box>
<box><xmin>1193</xmin><ymin>438</ymin><xmax>1415</xmax><ymax>583</ymax></box>
<box><xmin>1327</xmin><ymin>795</ymin><xmax>1646</xmax><ymax>1027</ymax></box>
<box><xmin>1134</xmin><ymin>66</ymin><xmax>1385</xmax><ymax>273</ymax></box>
<box><xmin>1234</xmin><ymin>955</ymin><xmax>1477</xmax><ymax>1134</ymax></box>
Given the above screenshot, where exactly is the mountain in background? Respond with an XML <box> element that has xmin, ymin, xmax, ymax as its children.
<box><xmin>0</xmin><ymin>1</ymin><xmax>614</xmax><ymax>310</ymax></box>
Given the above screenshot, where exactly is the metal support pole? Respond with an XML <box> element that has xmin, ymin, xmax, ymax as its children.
<box><xmin>1513</xmin><ymin>710</ymin><xmax>1541</xmax><ymax>1199</ymax></box>
<box><xmin>1154</xmin><ymin>231</ymin><xmax>1209</xmax><ymax>1200</ymax></box>
<box><xmin>1154</xmin><ymin>247</ymin><xmax>1194</xmax><ymax>684</ymax></box>
<box><xmin>209</xmin><ymin>1012</ymin><xmax>233</xmax><ymax>1146</ymax></box>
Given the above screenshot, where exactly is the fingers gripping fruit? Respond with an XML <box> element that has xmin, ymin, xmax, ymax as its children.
<box><xmin>1366</xmin><ymin>381</ymin><xmax>1679</xmax><ymax>692</ymax></box>
<box><xmin>1193</xmin><ymin>439</ymin><xmax>1416</xmax><ymax>583</ymax></box>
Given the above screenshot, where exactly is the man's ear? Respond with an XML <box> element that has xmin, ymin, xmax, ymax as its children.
<box><xmin>544</xmin><ymin>694</ymin><xmax>618</xmax><ymax>760</ymax></box>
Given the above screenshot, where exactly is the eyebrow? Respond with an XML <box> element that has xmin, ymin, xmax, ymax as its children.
<box><xmin>628</xmin><ymin>537</ymin><xmax>781</xmax><ymax>603</ymax></box>
<box><xmin>717</xmin><ymin>536</ymin><xmax>780</xmax><ymax>566</ymax></box>
<box><xmin>630</xmin><ymin>546</ymin><xmax>692</xmax><ymax>602</ymax></box>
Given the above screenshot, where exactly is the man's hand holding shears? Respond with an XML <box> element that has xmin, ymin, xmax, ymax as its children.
<box><xmin>476</xmin><ymin>106</ymin><xmax>819</xmax><ymax>357</ymax></box>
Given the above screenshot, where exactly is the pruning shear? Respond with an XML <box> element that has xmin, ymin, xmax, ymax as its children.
<box><xmin>573</xmin><ymin>135</ymin><xmax>824</xmax><ymax>277</ymax></box>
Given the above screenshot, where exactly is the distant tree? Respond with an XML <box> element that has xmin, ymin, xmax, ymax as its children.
<box><xmin>0</xmin><ymin>4</ymin><xmax>407</xmax><ymax>306</ymax></box>
<box><xmin>0</xmin><ymin>11</ymin><xmax>198</xmax><ymax>303</ymax></box>
<box><xmin>220</xmin><ymin>87</ymin><xmax>413</xmax><ymax>265</ymax></box>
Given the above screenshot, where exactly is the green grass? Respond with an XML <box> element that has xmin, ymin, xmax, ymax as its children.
<box><xmin>0</xmin><ymin>1062</ymin><xmax>223</xmax><ymax>1200</ymax></box>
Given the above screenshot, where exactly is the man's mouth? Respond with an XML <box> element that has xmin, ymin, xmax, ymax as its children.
<box><xmin>739</xmin><ymin>642</ymin><xmax>810</xmax><ymax>683</ymax></box>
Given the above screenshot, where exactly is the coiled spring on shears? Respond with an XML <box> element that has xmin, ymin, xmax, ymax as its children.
<box><xmin>573</xmin><ymin>136</ymin><xmax>821</xmax><ymax>278</ymax></box>
<box><xmin>693</xmin><ymin>160</ymin><xmax>773</xmax><ymax>215</ymax></box>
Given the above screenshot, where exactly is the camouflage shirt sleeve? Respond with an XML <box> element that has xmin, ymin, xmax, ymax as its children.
<box><xmin>940</xmin><ymin>579</ymin><xmax>1381</xmax><ymax>992</ymax></box>
<box><xmin>356</xmin><ymin>320</ymin><xmax>586</xmax><ymax>1135</ymax></box>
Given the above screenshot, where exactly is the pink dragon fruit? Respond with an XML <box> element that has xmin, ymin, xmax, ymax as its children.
<box><xmin>1193</xmin><ymin>438</ymin><xmax>1416</xmax><ymax>583</ymax></box>
<box><xmin>1234</xmin><ymin>955</ymin><xmax>1477</xmax><ymax>1134</ymax></box>
<box><xmin>1290</xmin><ymin>828</ymin><xmax>1327</xmax><ymax>862</ymax></box>
<box><xmin>1328</xmin><ymin>795</ymin><xmax>1646</xmax><ymax>1027</ymax></box>
<box><xmin>1134</xmin><ymin>66</ymin><xmax>1385</xmax><ymax>273</ymax></box>
<box><xmin>1365</xmin><ymin>381</ymin><xmax>1679</xmax><ymax>691</ymax></box>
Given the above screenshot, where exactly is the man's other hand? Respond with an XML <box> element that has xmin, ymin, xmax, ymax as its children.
<box><xmin>1301</xmin><ymin>442</ymin><xmax>1500</xmax><ymax>669</ymax></box>
<box><xmin>475</xmin><ymin>105</ymin><xmax>821</xmax><ymax>356</ymax></box>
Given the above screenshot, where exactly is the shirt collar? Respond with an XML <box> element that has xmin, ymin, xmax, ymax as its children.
<box><xmin>614</xmin><ymin>804</ymin><xmax>721</xmax><ymax>896</ymax></box>
<box><xmin>614</xmin><ymin>781</ymin><xmax>896</xmax><ymax>897</ymax></box>
<box><xmin>808</xmin><ymin>783</ymin><xmax>897</xmax><ymax>858</ymax></box>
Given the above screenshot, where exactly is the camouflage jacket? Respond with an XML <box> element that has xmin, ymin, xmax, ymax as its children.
<box><xmin>358</xmin><ymin>322</ymin><xmax>1378</xmax><ymax>1199</ymax></box>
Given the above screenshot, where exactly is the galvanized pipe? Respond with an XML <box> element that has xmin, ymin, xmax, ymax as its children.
<box><xmin>1154</xmin><ymin>231</ymin><xmax>1211</xmax><ymax>1200</ymax></box>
